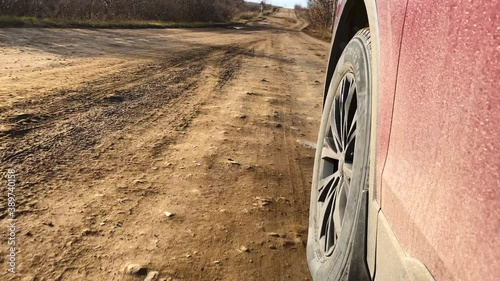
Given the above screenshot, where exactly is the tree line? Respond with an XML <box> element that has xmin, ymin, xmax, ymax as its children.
<box><xmin>0</xmin><ymin>0</ymin><xmax>253</xmax><ymax>22</ymax></box>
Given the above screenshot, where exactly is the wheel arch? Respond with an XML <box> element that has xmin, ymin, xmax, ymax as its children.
<box><xmin>323</xmin><ymin>0</ymin><xmax>378</xmax><ymax>106</ymax></box>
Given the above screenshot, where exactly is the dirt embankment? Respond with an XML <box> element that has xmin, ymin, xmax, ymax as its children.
<box><xmin>0</xmin><ymin>9</ymin><xmax>329</xmax><ymax>281</ymax></box>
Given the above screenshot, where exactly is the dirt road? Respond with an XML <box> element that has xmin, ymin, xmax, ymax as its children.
<box><xmin>0</xmin><ymin>9</ymin><xmax>329</xmax><ymax>281</ymax></box>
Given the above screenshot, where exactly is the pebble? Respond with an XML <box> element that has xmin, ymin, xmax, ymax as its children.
<box><xmin>103</xmin><ymin>94</ymin><xmax>124</xmax><ymax>103</ymax></box>
<box><xmin>144</xmin><ymin>271</ymin><xmax>159</xmax><ymax>281</ymax></box>
<box><xmin>282</xmin><ymin>240</ymin><xmax>296</xmax><ymax>249</ymax></box>
<box><xmin>43</xmin><ymin>221</ymin><xmax>54</xmax><ymax>227</ymax></box>
<box><xmin>238</xmin><ymin>246</ymin><xmax>250</xmax><ymax>253</ymax></box>
<box><xmin>228</xmin><ymin>159</ymin><xmax>241</xmax><ymax>166</ymax></box>
<box><xmin>125</xmin><ymin>264</ymin><xmax>148</xmax><ymax>276</ymax></box>
<box><xmin>81</xmin><ymin>228</ymin><xmax>94</xmax><ymax>236</ymax></box>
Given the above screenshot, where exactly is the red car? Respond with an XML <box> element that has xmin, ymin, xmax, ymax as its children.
<box><xmin>306</xmin><ymin>0</ymin><xmax>499</xmax><ymax>280</ymax></box>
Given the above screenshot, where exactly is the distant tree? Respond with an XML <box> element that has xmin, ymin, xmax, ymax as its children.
<box><xmin>294</xmin><ymin>4</ymin><xmax>306</xmax><ymax>11</ymax></box>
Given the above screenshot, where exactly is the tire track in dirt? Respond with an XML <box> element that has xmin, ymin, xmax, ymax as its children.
<box><xmin>0</xmin><ymin>42</ymin><xmax>258</xmax><ymax>221</ymax></box>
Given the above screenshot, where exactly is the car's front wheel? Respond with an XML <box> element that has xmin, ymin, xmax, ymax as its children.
<box><xmin>307</xmin><ymin>28</ymin><xmax>372</xmax><ymax>281</ymax></box>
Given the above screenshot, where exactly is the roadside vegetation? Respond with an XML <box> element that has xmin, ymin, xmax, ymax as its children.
<box><xmin>296</xmin><ymin>0</ymin><xmax>336</xmax><ymax>41</ymax></box>
<box><xmin>0</xmin><ymin>0</ymin><xmax>269</xmax><ymax>28</ymax></box>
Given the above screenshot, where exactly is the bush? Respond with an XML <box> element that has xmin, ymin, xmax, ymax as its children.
<box><xmin>304</xmin><ymin>0</ymin><xmax>336</xmax><ymax>40</ymax></box>
<box><xmin>307</xmin><ymin>0</ymin><xmax>335</xmax><ymax>31</ymax></box>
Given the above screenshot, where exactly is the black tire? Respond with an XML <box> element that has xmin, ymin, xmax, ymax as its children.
<box><xmin>307</xmin><ymin>28</ymin><xmax>372</xmax><ymax>281</ymax></box>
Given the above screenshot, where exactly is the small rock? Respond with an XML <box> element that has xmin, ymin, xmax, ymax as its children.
<box><xmin>238</xmin><ymin>246</ymin><xmax>250</xmax><ymax>253</ymax></box>
<box><xmin>213</xmin><ymin>260</ymin><xmax>221</xmax><ymax>265</ymax></box>
<box><xmin>238</xmin><ymin>114</ymin><xmax>247</xmax><ymax>119</ymax></box>
<box><xmin>125</xmin><ymin>264</ymin><xmax>148</xmax><ymax>276</ymax></box>
<box><xmin>296</xmin><ymin>237</ymin><xmax>306</xmax><ymax>247</ymax></box>
<box><xmin>134</xmin><ymin>179</ymin><xmax>146</xmax><ymax>184</ymax></box>
<box><xmin>228</xmin><ymin>159</ymin><xmax>241</xmax><ymax>166</ymax></box>
<box><xmin>275</xmin><ymin>123</ymin><xmax>283</xmax><ymax>128</ymax></box>
<box><xmin>164</xmin><ymin>212</ymin><xmax>175</xmax><ymax>218</ymax></box>
<box><xmin>81</xmin><ymin>228</ymin><xmax>94</xmax><ymax>236</ymax></box>
<box><xmin>43</xmin><ymin>221</ymin><xmax>54</xmax><ymax>227</ymax></box>
<box><xmin>267</xmin><ymin>232</ymin><xmax>282</xmax><ymax>237</ymax></box>
<box><xmin>103</xmin><ymin>94</ymin><xmax>124</xmax><ymax>103</ymax></box>
<box><xmin>144</xmin><ymin>271</ymin><xmax>159</xmax><ymax>281</ymax></box>
<box><xmin>282</xmin><ymin>240</ymin><xmax>296</xmax><ymax>249</ymax></box>
<box><xmin>256</xmin><ymin>196</ymin><xmax>273</xmax><ymax>207</ymax></box>
<box><xmin>269</xmin><ymin>245</ymin><xmax>277</xmax><ymax>250</ymax></box>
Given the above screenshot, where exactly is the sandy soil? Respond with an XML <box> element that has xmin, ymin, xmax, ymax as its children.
<box><xmin>0</xmin><ymin>8</ymin><xmax>329</xmax><ymax>281</ymax></box>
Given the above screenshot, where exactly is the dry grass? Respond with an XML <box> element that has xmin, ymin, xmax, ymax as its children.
<box><xmin>237</xmin><ymin>12</ymin><xmax>259</xmax><ymax>21</ymax></box>
<box><xmin>0</xmin><ymin>15</ymin><xmax>246</xmax><ymax>29</ymax></box>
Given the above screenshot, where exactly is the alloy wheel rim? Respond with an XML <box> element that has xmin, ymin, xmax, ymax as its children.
<box><xmin>317</xmin><ymin>73</ymin><xmax>357</xmax><ymax>256</ymax></box>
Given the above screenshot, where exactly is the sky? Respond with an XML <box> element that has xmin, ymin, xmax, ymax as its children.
<box><xmin>246</xmin><ymin>0</ymin><xmax>308</xmax><ymax>9</ymax></box>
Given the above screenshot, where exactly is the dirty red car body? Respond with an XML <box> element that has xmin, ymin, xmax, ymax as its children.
<box><xmin>327</xmin><ymin>0</ymin><xmax>499</xmax><ymax>280</ymax></box>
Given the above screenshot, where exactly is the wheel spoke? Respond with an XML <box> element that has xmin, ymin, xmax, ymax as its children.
<box><xmin>348</xmin><ymin>79</ymin><xmax>356</xmax><ymax>97</ymax></box>
<box><xmin>342</xmin><ymin>78</ymin><xmax>356</xmax><ymax>146</ymax></box>
<box><xmin>333</xmin><ymin>180</ymin><xmax>348</xmax><ymax>238</ymax></box>
<box><xmin>340</xmin><ymin>81</ymin><xmax>347</xmax><ymax>147</ymax></box>
<box><xmin>318</xmin><ymin>171</ymin><xmax>339</xmax><ymax>194</ymax></box>
<box><xmin>319</xmin><ymin>186</ymin><xmax>337</xmax><ymax>237</ymax></box>
<box><xmin>329</xmin><ymin>101</ymin><xmax>343</xmax><ymax>151</ymax></box>
<box><xmin>324</xmin><ymin>209</ymin><xmax>334</xmax><ymax>251</ymax></box>
<box><xmin>332</xmin><ymin>126</ymin><xmax>343</xmax><ymax>153</ymax></box>
<box><xmin>346</xmin><ymin>123</ymin><xmax>356</xmax><ymax>149</ymax></box>
<box><xmin>325</xmin><ymin>105</ymin><xmax>342</xmax><ymax>153</ymax></box>
<box><xmin>322</xmin><ymin>137</ymin><xmax>342</xmax><ymax>160</ymax></box>
<box><xmin>347</xmin><ymin>111</ymin><xmax>357</xmax><ymax>141</ymax></box>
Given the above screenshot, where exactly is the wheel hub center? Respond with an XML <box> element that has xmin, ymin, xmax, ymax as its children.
<box><xmin>338</xmin><ymin>155</ymin><xmax>345</xmax><ymax>176</ymax></box>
